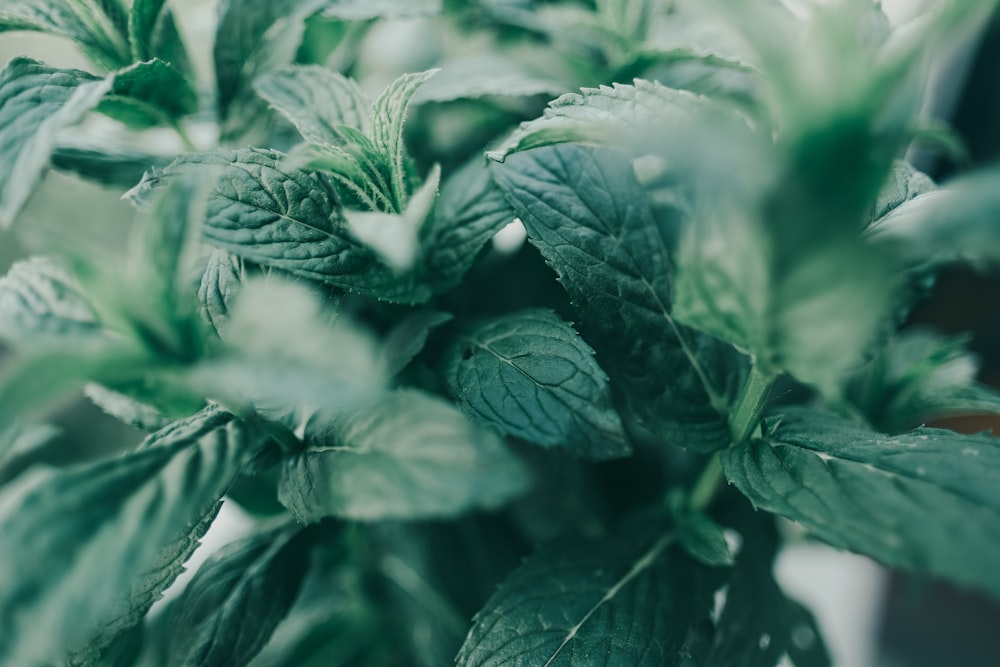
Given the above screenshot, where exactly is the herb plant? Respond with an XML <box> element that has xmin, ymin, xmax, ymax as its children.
<box><xmin>2</xmin><ymin>0</ymin><xmax>1000</xmax><ymax>665</ymax></box>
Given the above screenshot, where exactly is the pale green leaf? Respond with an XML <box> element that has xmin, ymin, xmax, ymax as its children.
<box><xmin>344</xmin><ymin>163</ymin><xmax>439</xmax><ymax>271</ymax></box>
<box><xmin>198</xmin><ymin>248</ymin><xmax>245</xmax><ymax>338</ymax></box>
<box><xmin>253</xmin><ymin>64</ymin><xmax>371</xmax><ymax>144</ymax></box>
<box><xmin>278</xmin><ymin>389</ymin><xmax>530</xmax><ymax>522</ymax></box>
<box><xmin>844</xmin><ymin>329</ymin><xmax>1000</xmax><ymax>434</ymax></box>
<box><xmin>866</xmin><ymin>160</ymin><xmax>935</xmax><ymax>228</ymax></box>
<box><xmin>84</xmin><ymin>382</ymin><xmax>169</xmax><ymax>432</ymax></box>
<box><xmin>0</xmin><ymin>57</ymin><xmax>113</xmax><ymax>228</ymax></box>
<box><xmin>721</xmin><ymin>407</ymin><xmax>1000</xmax><ymax>598</ymax></box>
<box><xmin>316</xmin><ymin>0</ymin><xmax>441</xmax><ymax>20</ymax></box>
<box><xmin>410</xmin><ymin>55</ymin><xmax>564</xmax><ymax>104</ymax></box>
<box><xmin>444</xmin><ymin>308</ymin><xmax>629</xmax><ymax>460</ymax></box>
<box><xmin>0</xmin><ymin>421</ymin><xmax>60</xmax><ymax>473</ymax></box>
<box><xmin>0</xmin><ymin>406</ymin><xmax>244</xmax><ymax>666</ymax></box>
<box><xmin>493</xmin><ymin>145</ymin><xmax>740</xmax><ymax>452</ymax></box>
<box><xmin>486</xmin><ymin>79</ymin><xmax>709</xmax><ymax>162</ymax></box>
<box><xmin>0</xmin><ymin>0</ymin><xmax>130</xmax><ymax>69</ymax></box>
<box><xmin>288</xmin><ymin>140</ymin><xmax>394</xmax><ymax>213</ymax></box>
<box><xmin>457</xmin><ymin>526</ymin><xmax>722</xmax><ymax>666</ymax></box>
<box><xmin>0</xmin><ymin>256</ymin><xmax>99</xmax><ymax>343</ymax></box>
<box><xmin>169</xmin><ymin>523</ymin><xmax>313</xmax><ymax>667</ymax></box>
<box><xmin>97</xmin><ymin>58</ymin><xmax>197</xmax><ymax>128</ymax></box>
<box><xmin>369</xmin><ymin>69</ymin><xmax>438</xmax><ymax>210</ymax></box>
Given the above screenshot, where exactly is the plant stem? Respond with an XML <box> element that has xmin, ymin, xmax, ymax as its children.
<box><xmin>688</xmin><ymin>364</ymin><xmax>776</xmax><ymax>511</ymax></box>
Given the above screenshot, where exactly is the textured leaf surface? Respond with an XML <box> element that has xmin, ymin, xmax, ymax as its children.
<box><xmin>198</xmin><ymin>248</ymin><xmax>244</xmax><ymax>338</ymax></box>
<box><xmin>493</xmin><ymin>144</ymin><xmax>737</xmax><ymax>452</ymax></box>
<box><xmin>457</xmin><ymin>527</ymin><xmax>721</xmax><ymax>666</ymax></box>
<box><xmin>278</xmin><ymin>390</ymin><xmax>530</xmax><ymax>521</ymax></box>
<box><xmin>0</xmin><ymin>256</ymin><xmax>99</xmax><ymax>343</ymax></box>
<box><xmin>487</xmin><ymin>80</ymin><xmax>708</xmax><ymax>161</ymax></box>
<box><xmin>132</xmin><ymin>148</ymin><xmax>430</xmax><ymax>302</ymax></box>
<box><xmin>721</xmin><ymin>407</ymin><xmax>1000</xmax><ymax>597</ymax></box>
<box><xmin>169</xmin><ymin>523</ymin><xmax>313</xmax><ymax>667</ymax></box>
<box><xmin>254</xmin><ymin>64</ymin><xmax>370</xmax><ymax>144</ymax></box>
<box><xmin>0</xmin><ymin>406</ymin><xmax>242</xmax><ymax>666</ymax></box>
<box><xmin>0</xmin><ymin>0</ymin><xmax>130</xmax><ymax>69</ymax></box>
<box><xmin>0</xmin><ymin>57</ymin><xmax>112</xmax><ymax>227</ymax></box>
<box><xmin>444</xmin><ymin>309</ymin><xmax>629</xmax><ymax>459</ymax></box>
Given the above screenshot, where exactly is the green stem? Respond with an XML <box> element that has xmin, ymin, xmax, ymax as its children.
<box><xmin>688</xmin><ymin>364</ymin><xmax>776</xmax><ymax>511</ymax></box>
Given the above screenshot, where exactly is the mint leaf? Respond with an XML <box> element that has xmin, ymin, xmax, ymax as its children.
<box><xmin>457</xmin><ymin>526</ymin><xmax>722</xmax><ymax>666</ymax></box>
<box><xmin>67</xmin><ymin>502</ymin><xmax>222</xmax><ymax>666</ymax></box>
<box><xmin>84</xmin><ymin>383</ymin><xmax>169</xmax><ymax>432</ymax></box>
<box><xmin>128</xmin><ymin>0</ymin><xmax>189</xmax><ymax>71</ymax></box>
<box><xmin>0</xmin><ymin>0</ymin><xmax>130</xmax><ymax>69</ymax></box>
<box><xmin>866</xmin><ymin>160</ymin><xmax>935</xmax><ymax>227</ymax></box>
<box><xmin>169</xmin><ymin>523</ymin><xmax>313</xmax><ymax>667</ymax></box>
<box><xmin>421</xmin><ymin>155</ymin><xmax>514</xmax><ymax>293</ymax></box>
<box><xmin>705</xmin><ymin>508</ymin><xmax>830</xmax><ymax>667</ymax></box>
<box><xmin>316</xmin><ymin>0</ymin><xmax>441</xmax><ymax>20</ymax></box>
<box><xmin>96</xmin><ymin>58</ymin><xmax>197</xmax><ymax>128</ymax></box>
<box><xmin>0</xmin><ymin>256</ymin><xmax>99</xmax><ymax>343</ymax></box>
<box><xmin>383</xmin><ymin>309</ymin><xmax>453</xmax><ymax>377</ymax></box>
<box><xmin>844</xmin><ymin>329</ymin><xmax>1000</xmax><ymax>434</ymax></box>
<box><xmin>493</xmin><ymin>144</ymin><xmax>739</xmax><ymax>452</ymax></box>
<box><xmin>0</xmin><ymin>57</ymin><xmax>112</xmax><ymax>227</ymax></box>
<box><xmin>676</xmin><ymin>511</ymin><xmax>734</xmax><ymax>568</ymax></box>
<box><xmin>133</xmin><ymin>148</ymin><xmax>433</xmax><ymax>303</ymax></box>
<box><xmin>486</xmin><ymin>79</ymin><xmax>708</xmax><ymax>162</ymax></box>
<box><xmin>278</xmin><ymin>389</ymin><xmax>530</xmax><ymax>522</ymax></box>
<box><xmin>198</xmin><ymin>248</ymin><xmax>245</xmax><ymax>338</ymax></box>
<box><xmin>253</xmin><ymin>64</ymin><xmax>371</xmax><ymax>144</ymax></box>
<box><xmin>410</xmin><ymin>55</ymin><xmax>564</xmax><ymax>104</ymax></box>
<box><xmin>369</xmin><ymin>69</ymin><xmax>438</xmax><ymax>210</ymax></box>
<box><xmin>444</xmin><ymin>308</ymin><xmax>630</xmax><ymax>460</ymax></box>
<box><xmin>721</xmin><ymin>407</ymin><xmax>1000</xmax><ymax>598</ymax></box>
<box><xmin>51</xmin><ymin>143</ymin><xmax>171</xmax><ymax>187</ymax></box>
<box><xmin>0</xmin><ymin>406</ymin><xmax>243</xmax><ymax>666</ymax></box>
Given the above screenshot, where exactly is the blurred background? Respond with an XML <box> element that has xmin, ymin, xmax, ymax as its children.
<box><xmin>3</xmin><ymin>1</ymin><xmax>1000</xmax><ymax>665</ymax></box>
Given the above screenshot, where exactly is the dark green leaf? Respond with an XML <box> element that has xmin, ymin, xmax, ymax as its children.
<box><xmin>444</xmin><ymin>308</ymin><xmax>629</xmax><ymax>459</ymax></box>
<box><xmin>383</xmin><ymin>309</ymin><xmax>453</xmax><ymax>376</ymax></box>
<box><xmin>493</xmin><ymin>144</ymin><xmax>739</xmax><ymax>452</ymax></box>
<box><xmin>51</xmin><ymin>143</ymin><xmax>171</xmax><ymax>187</ymax></box>
<box><xmin>128</xmin><ymin>0</ymin><xmax>190</xmax><ymax>71</ymax></box>
<box><xmin>0</xmin><ymin>256</ymin><xmax>100</xmax><ymax>343</ymax></box>
<box><xmin>676</xmin><ymin>511</ymin><xmax>734</xmax><ymax>568</ymax></box>
<box><xmin>253</xmin><ymin>64</ymin><xmax>370</xmax><ymax>144</ymax></box>
<box><xmin>132</xmin><ymin>148</ymin><xmax>432</xmax><ymax>303</ymax></box>
<box><xmin>169</xmin><ymin>523</ymin><xmax>314</xmax><ymax>667</ymax></box>
<box><xmin>0</xmin><ymin>406</ymin><xmax>243</xmax><ymax>665</ymax></box>
<box><xmin>278</xmin><ymin>389</ymin><xmax>530</xmax><ymax>521</ymax></box>
<box><xmin>97</xmin><ymin>58</ymin><xmax>197</xmax><ymax>128</ymax></box>
<box><xmin>0</xmin><ymin>57</ymin><xmax>112</xmax><ymax>227</ymax></box>
<box><xmin>457</xmin><ymin>526</ymin><xmax>722</xmax><ymax>666</ymax></box>
<box><xmin>845</xmin><ymin>329</ymin><xmax>1000</xmax><ymax>433</ymax></box>
<box><xmin>721</xmin><ymin>407</ymin><xmax>1000</xmax><ymax>598</ymax></box>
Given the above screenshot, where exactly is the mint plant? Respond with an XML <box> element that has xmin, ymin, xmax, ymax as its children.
<box><xmin>2</xmin><ymin>0</ymin><xmax>1000</xmax><ymax>665</ymax></box>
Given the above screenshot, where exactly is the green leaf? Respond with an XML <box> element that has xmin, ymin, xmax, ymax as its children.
<box><xmin>51</xmin><ymin>143</ymin><xmax>171</xmax><ymax>187</ymax></box>
<box><xmin>493</xmin><ymin>144</ymin><xmax>739</xmax><ymax>452</ymax></box>
<box><xmin>866</xmin><ymin>160</ymin><xmax>935</xmax><ymax>228</ymax></box>
<box><xmin>0</xmin><ymin>256</ymin><xmax>100</xmax><ymax>343</ymax></box>
<box><xmin>253</xmin><ymin>64</ymin><xmax>371</xmax><ymax>144</ymax></box>
<box><xmin>410</xmin><ymin>55</ymin><xmax>564</xmax><ymax>104</ymax></box>
<box><xmin>0</xmin><ymin>0</ymin><xmax>131</xmax><ymax>69</ymax></box>
<box><xmin>97</xmin><ymin>58</ymin><xmax>197</xmax><ymax>128</ymax></box>
<box><xmin>444</xmin><ymin>308</ymin><xmax>629</xmax><ymax>460</ymax></box>
<box><xmin>0</xmin><ymin>421</ymin><xmax>60</xmax><ymax>473</ymax></box>
<box><xmin>0</xmin><ymin>57</ymin><xmax>113</xmax><ymax>228</ymax></box>
<box><xmin>382</xmin><ymin>309</ymin><xmax>453</xmax><ymax>376</ymax></box>
<box><xmin>486</xmin><ymin>79</ymin><xmax>709</xmax><ymax>162</ymax></box>
<box><xmin>84</xmin><ymin>383</ymin><xmax>170</xmax><ymax>432</ymax></box>
<box><xmin>316</xmin><ymin>0</ymin><xmax>441</xmax><ymax>20</ymax></box>
<box><xmin>278</xmin><ymin>389</ymin><xmax>530</xmax><ymax>522</ymax></box>
<box><xmin>369</xmin><ymin>69</ymin><xmax>438</xmax><ymax>210</ymax></box>
<box><xmin>128</xmin><ymin>0</ymin><xmax>190</xmax><ymax>71</ymax></box>
<box><xmin>704</xmin><ymin>507</ymin><xmax>830</xmax><ymax>667</ymax></box>
<box><xmin>67</xmin><ymin>501</ymin><xmax>223</xmax><ymax>666</ymax></box>
<box><xmin>676</xmin><ymin>511</ymin><xmax>734</xmax><ymax>568</ymax></box>
<box><xmin>198</xmin><ymin>248</ymin><xmax>245</xmax><ymax>338</ymax></box>
<box><xmin>844</xmin><ymin>329</ymin><xmax>1000</xmax><ymax>434</ymax></box>
<box><xmin>867</xmin><ymin>165</ymin><xmax>1000</xmax><ymax>265</ymax></box>
<box><xmin>169</xmin><ymin>523</ymin><xmax>314</xmax><ymax>667</ymax></box>
<box><xmin>131</xmin><ymin>148</ymin><xmax>432</xmax><ymax>303</ymax></box>
<box><xmin>0</xmin><ymin>405</ymin><xmax>244</xmax><ymax>666</ymax></box>
<box><xmin>420</xmin><ymin>155</ymin><xmax>514</xmax><ymax>292</ymax></box>
<box><xmin>457</xmin><ymin>525</ymin><xmax>722</xmax><ymax>666</ymax></box>
<box><xmin>721</xmin><ymin>407</ymin><xmax>1000</xmax><ymax>598</ymax></box>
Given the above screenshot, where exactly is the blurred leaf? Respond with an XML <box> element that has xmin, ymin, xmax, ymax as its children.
<box><xmin>0</xmin><ymin>57</ymin><xmax>113</xmax><ymax>228</ymax></box>
<box><xmin>0</xmin><ymin>256</ymin><xmax>100</xmax><ymax>343</ymax></box>
<box><xmin>676</xmin><ymin>511</ymin><xmax>733</xmax><ymax>568</ymax></box>
<box><xmin>0</xmin><ymin>0</ymin><xmax>131</xmax><ymax>69</ymax></box>
<box><xmin>444</xmin><ymin>308</ymin><xmax>629</xmax><ymax>459</ymax></box>
<box><xmin>96</xmin><ymin>58</ymin><xmax>197</xmax><ymax>128</ymax></box>
<box><xmin>51</xmin><ymin>143</ymin><xmax>171</xmax><ymax>187</ymax></box>
<box><xmin>382</xmin><ymin>309</ymin><xmax>452</xmax><ymax>376</ymax></box>
<box><xmin>128</xmin><ymin>0</ymin><xmax>190</xmax><ymax>73</ymax></box>
<box><xmin>278</xmin><ymin>389</ymin><xmax>530</xmax><ymax>521</ymax></box>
